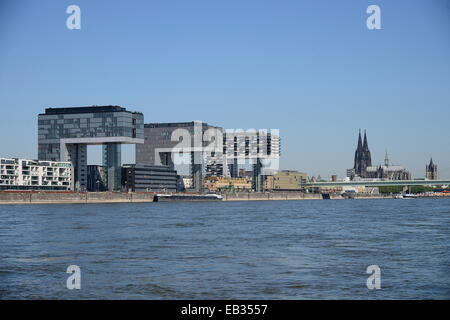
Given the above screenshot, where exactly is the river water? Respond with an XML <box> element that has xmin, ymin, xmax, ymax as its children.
<box><xmin>1</xmin><ymin>199</ymin><xmax>449</xmax><ymax>299</ymax></box>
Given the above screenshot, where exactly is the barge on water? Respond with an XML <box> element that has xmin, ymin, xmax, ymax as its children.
<box><xmin>153</xmin><ymin>193</ymin><xmax>223</xmax><ymax>202</ymax></box>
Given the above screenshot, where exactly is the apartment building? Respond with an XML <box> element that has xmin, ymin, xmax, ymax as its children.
<box><xmin>0</xmin><ymin>158</ymin><xmax>72</xmax><ymax>190</ymax></box>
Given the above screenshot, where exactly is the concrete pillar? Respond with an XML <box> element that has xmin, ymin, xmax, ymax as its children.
<box><xmin>62</xmin><ymin>143</ymin><xmax>87</xmax><ymax>191</ymax></box>
<box><xmin>232</xmin><ymin>158</ymin><xmax>238</xmax><ymax>177</ymax></box>
<box><xmin>103</xmin><ymin>143</ymin><xmax>122</xmax><ymax>191</ymax></box>
<box><xmin>252</xmin><ymin>158</ymin><xmax>263</xmax><ymax>192</ymax></box>
<box><xmin>191</xmin><ymin>151</ymin><xmax>203</xmax><ymax>192</ymax></box>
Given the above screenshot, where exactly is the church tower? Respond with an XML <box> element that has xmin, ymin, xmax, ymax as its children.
<box><xmin>354</xmin><ymin>130</ymin><xmax>364</xmax><ymax>176</ymax></box>
<box><xmin>362</xmin><ymin>130</ymin><xmax>372</xmax><ymax>168</ymax></box>
<box><xmin>426</xmin><ymin>158</ymin><xmax>438</xmax><ymax>180</ymax></box>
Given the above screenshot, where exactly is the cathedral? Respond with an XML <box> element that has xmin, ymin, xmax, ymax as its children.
<box><xmin>349</xmin><ymin>130</ymin><xmax>411</xmax><ymax>180</ymax></box>
<box><xmin>353</xmin><ymin>130</ymin><xmax>372</xmax><ymax>177</ymax></box>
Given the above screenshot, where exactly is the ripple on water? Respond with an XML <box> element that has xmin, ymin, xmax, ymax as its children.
<box><xmin>0</xmin><ymin>199</ymin><xmax>449</xmax><ymax>299</ymax></box>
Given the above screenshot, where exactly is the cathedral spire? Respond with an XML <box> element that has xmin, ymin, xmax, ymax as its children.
<box><xmin>363</xmin><ymin>130</ymin><xmax>368</xmax><ymax>150</ymax></box>
<box><xmin>357</xmin><ymin>129</ymin><xmax>362</xmax><ymax>150</ymax></box>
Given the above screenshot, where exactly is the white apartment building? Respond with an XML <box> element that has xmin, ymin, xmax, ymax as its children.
<box><xmin>0</xmin><ymin>158</ymin><xmax>72</xmax><ymax>191</ymax></box>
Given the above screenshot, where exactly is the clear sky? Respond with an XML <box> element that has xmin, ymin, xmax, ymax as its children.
<box><xmin>1</xmin><ymin>0</ymin><xmax>449</xmax><ymax>179</ymax></box>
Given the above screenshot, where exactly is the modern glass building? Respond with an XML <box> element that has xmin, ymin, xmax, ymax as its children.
<box><xmin>136</xmin><ymin>121</ymin><xmax>222</xmax><ymax>192</ymax></box>
<box><xmin>121</xmin><ymin>164</ymin><xmax>178</xmax><ymax>192</ymax></box>
<box><xmin>38</xmin><ymin>106</ymin><xmax>144</xmax><ymax>191</ymax></box>
<box><xmin>136</xmin><ymin>121</ymin><xmax>280</xmax><ymax>192</ymax></box>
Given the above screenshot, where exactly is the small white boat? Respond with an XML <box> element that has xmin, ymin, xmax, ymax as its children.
<box><xmin>394</xmin><ymin>194</ymin><xmax>417</xmax><ymax>199</ymax></box>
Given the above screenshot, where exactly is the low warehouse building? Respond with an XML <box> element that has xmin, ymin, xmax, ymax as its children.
<box><xmin>122</xmin><ymin>164</ymin><xmax>178</xmax><ymax>192</ymax></box>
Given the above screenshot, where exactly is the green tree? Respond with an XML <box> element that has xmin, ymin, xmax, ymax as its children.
<box><xmin>409</xmin><ymin>186</ymin><xmax>434</xmax><ymax>193</ymax></box>
<box><xmin>379</xmin><ymin>186</ymin><xmax>403</xmax><ymax>194</ymax></box>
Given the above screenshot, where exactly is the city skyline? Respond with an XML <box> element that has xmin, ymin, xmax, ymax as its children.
<box><xmin>1</xmin><ymin>0</ymin><xmax>449</xmax><ymax>179</ymax></box>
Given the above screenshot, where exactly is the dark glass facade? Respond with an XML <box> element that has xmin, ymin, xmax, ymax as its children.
<box><xmin>122</xmin><ymin>164</ymin><xmax>178</xmax><ymax>192</ymax></box>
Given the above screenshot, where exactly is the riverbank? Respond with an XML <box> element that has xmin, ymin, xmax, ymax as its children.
<box><xmin>0</xmin><ymin>191</ymin><xmax>155</xmax><ymax>204</ymax></box>
<box><xmin>222</xmin><ymin>192</ymin><xmax>395</xmax><ymax>201</ymax></box>
<box><xmin>0</xmin><ymin>191</ymin><xmax>391</xmax><ymax>204</ymax></box>
<box><xmin>1</xmin><ymin>191</ymin><xmax>447</xmax><ymax>204</ymax></box>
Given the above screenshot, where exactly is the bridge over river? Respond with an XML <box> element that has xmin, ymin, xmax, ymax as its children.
<box><xmin>305</xmin><ymin>180</ymin><xmax>450</xmax><ymax>188</ymax></box>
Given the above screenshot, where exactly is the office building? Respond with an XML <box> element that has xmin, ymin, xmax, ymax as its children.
<box><xmin>136</xmin><ymin>121</ymin><xmax>222</xmax><ymax>192</ymax></box>
<box><xmin>205</xmin><ymin>151</ymin><xmax>227</xmax><ymax>177</ymax></box>
<box><xmin>264</xmin><ymin>170</ymin><xmax>307</xmax><ymax>191</ymax></box>
<box><xmin>136</xmin><ymin>121</ymin><xmax>280</xmax><ymax>192</ymax></box>
<box><xmin>86</xmin><ymin>165</ymin><xmax>106</xmax><ymax>191</ymax></box>
<box><xmin>122</xmin><ymin>164</ymin><xmax>178</xmax><ymax>192</ymax></box>
<box><xmin>176</xmin><ymin>175</ymin><xmax>185</xmax><ymax>192</ymax></box>
<box><xmin>203</xmin><ymin>176</ymin><xmax>252</xmax><ymax>192</ymax></box>
<box><xmin>38</xmin><ymin>106</ymin><xmax>144</xmax><ymax>191</ymax></box>
<box><xmin>217</xmin><ymin>130</ymin><xmax>281</xmax><ymax>191</ymax></box>
<box><xmin>222</xmin><ymin>131</ymin><xmax>280</xmax><ymax>175</ymax></box>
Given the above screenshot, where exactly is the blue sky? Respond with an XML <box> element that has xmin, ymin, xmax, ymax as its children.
<box><xmin>0</xmin><ymin>0</ymin><xmax>449</xmax><ymax>178</ymax></box>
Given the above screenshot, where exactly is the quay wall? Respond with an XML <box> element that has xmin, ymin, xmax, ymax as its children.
<box><xmin>1</xmin><ymin>191</ymin><xmax>325</xmax><ymax>204</ymax></box>
<box><xmin>222</xmin><ymin>193</ymin><xmax>393</xmax><ymax>201</ymax></box>
<box><xmin>0</xmin><ymin>191</ymin><xmax>401</xmax><ymax>204</ymax></box>
<box><xmin>0</xmin><ymin>192</ymin><xmax>155</xmax><ymax>204</ymax></box>
<box><xmin>222</xmin><ymin>192</ymin><xmax>322</xmax><ymax>201</ymax></box>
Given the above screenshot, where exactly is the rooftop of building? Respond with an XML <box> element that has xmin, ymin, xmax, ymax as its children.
<box><xmin>0</xmin><ymin>157</ymin><xmax>72</xmax><ymax>167</ymax></box>
<box><xmin>223</xmin><ymin>131</ymin><xmax>279</xmax><ymax>137</ymax></box>
<box><xmin>204</xmin><ymin>176</ymin><xmax>250</xmax><ymax>183</ymax></box>
<box><xmin>366</xmin><ymin>165</ymin><xmax>407</xmax><ymax>172</ymax></box>
<box><xmin>40</xmin><ymin>105</ymin><xmax>142</xmax><ymax>115</ymax></box>
<box><xmin>122</xmin><ymin>163</ymin><xmax>175</xmax><ymax>170</ymax></box>
<box><xmin>144</xmin><ymin>121</ymin><xmax>221</xmax><ymax>128</ymax></box>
